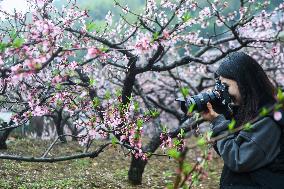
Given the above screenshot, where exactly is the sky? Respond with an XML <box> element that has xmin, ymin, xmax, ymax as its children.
<box><xmin>0</xmin><ymin>0</ymin><xmax>29</xmax><ymax>13</ymax></box>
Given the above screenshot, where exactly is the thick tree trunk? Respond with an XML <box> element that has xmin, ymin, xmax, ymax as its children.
<box><xmin>128</xmin><ymin>118</ymin><xmax>200</xmax><ymax>185</ymax></box>
<box><xmin>128</xmin><ymin>133</ymin><xmax>162</xmax><ymax>185</ymax></box>
<box><xmin>66</xmin><ymin>121</ymin><xmax>78</xmax><ymax>141</ymax></box>
<box><xmin>55</xmin><ymin>122</ymin><xmax>67</xmax><ymax>143</ymax></box>
<box><xmin>53</xmin><ymin>109</ymin><xmax>67</xmax><ymax>143</ymax></box>
<box><xmin>128</xmin><ymin>156</ymin><xmax>148</xmax><ymax>185</ymax></box>
<box><xmin>0</xmin><ymin>128</ymin><xmax>14</xmax><ymax>149</ymax></box>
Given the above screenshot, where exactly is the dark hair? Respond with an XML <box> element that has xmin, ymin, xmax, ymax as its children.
<box><xmin>216</xmin><ymin>52</ymin><xmax>276</xmax><ymax>126</ymax></box>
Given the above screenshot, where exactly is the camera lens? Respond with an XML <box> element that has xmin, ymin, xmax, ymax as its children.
<box><xmin>186</xmin><ymin>90</ymin><xmax>220</xmax><ymax>112</ymax></box>
<box><xmin>177</xmin><ymin>80</ymin><xmax>231</xmax><ymax>116</ymax></box>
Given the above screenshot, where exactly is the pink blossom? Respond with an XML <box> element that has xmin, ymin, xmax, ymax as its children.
<box><xmin>86</xmin><ymin>47</ymin><xmax>102</xmax><ymax>59</ymax></box>
<box><xmin>88</xmin><ymin>129</ymin><xmax>97</xmax><ymax>140</ymax></box>
<box><xmin>271</xmin><ymin>45</ymin><xmax>281</xmax><ymax>56</ymax></box>
<box><xmin>111</xmin><ymin>118</ymin><xmax>122</xmax><ymax>128</ymax></box>
<box><xmin>207</xmin><ymin>150</ymin><xmax>213</xmax><ymax>161</ymax></box>
<box><xmin>161</xmin><ymin>0</ymin><xmax>174</xmax><ymax>9</ymax></box>
<box><xmin>11</xmin><ymin>115</ymin><xmax>20</xmax><ymax>125</ymax></box>
<box><xmin>78</xmin><ymin>136</ymin><xmax>89</xmax><ymax>146</ymax></box>
<box><xmin>163</xmin><ymin>30</ymin><xmax>170</xmax><ymax>39</ymax></box>
<box><xmin>23</xmin><ymin>59</ymin><xmax>36</xmax><ymax>70</ymax></box>
<box><xmin>136</xmin><ymin>140</ymin><xmax>142</xmax><ymax>149</ymax></box>
<box><xmin>227</xmin><ymin>12</ymin><xmax>237</xmax><ymax>21</ymax></box>
<box><xmin>120</xmin><ymin>135</ymin><xmax>126</xmax><ymax>142</ymax></box>
<box><xmin>274</xmin><ymin>111</ymin><xmax>282</xmax><ymax>121</ymax></box>
<box><xmin>160</xmin><ymin>133</ymin><xmax>173</xmax><ymax>150</ymax></box>
<box><xmin>11</xmin><ymin>65</ymin><xmax>22</xmax><ymax>73</ymax></box>
<box><xmin>98</xmin><ymin>130</ymin><xmax>108</xmax><ymax>139</ymax></box>
<box><xmin>69</xmin><ymin>61</ymin><xmax>78</xmax><ymax>70</ymax></box>
<box><xmin>51</xmin><ymin>75</ymin><xmax>64</xmax><ymax>84</ymax></box>
<box><xmin>135</xmin><ymin>37</ymin><xmax>151</xmax><ymax>52</ymax></box>
<box><xmin>216</xmin><ymin>18</ymin><xmax>224</xmax><ymax>27</ymax></box>
<box><xmin>23</xmin><ymin>111</ymin><xmax>31</xmax><ymax>118</ymax></box>
<box><xmin>32</xmin><ymin>106</ymin><xmax>48</xmax><ymax>116</ymax></box>
<box><xmin>141</xmin><ymin>154</ymin><xmax>148</xmax><ymax>160</ymax></box>
<box><xmin>199</xmin><ymin>7</ymin><xmax>211</xmax><ymax>20</ymax></box>
<box><xmin>239</xmin><ymin>7</ymin><xmax>248</xmax><ymax>19</ymax></box>
<box><xmin>189</xmin><ymin>2</ymin><xmax>197</xmax><ymax>11</ymax></box>
<box><xmin>42</xmin><ymin>40</ymin><xmax>50</xmax><ymax>52</ymax></box>
<box><xmin>35</xmin><ymin>0</ymin><xmax>45</xmax><ymax>8</ymax></box>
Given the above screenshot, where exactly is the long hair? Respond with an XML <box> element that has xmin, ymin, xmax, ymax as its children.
<box><xmin>216</xmin><ymin>52</ymin><xmax>276</xmax><ymax>126</ymax></box>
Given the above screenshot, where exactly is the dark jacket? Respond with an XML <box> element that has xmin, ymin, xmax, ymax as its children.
<box><xmin>211</xmin><ymin>113</ymin><xmax>284</xmax><ymax>189</ymax></box>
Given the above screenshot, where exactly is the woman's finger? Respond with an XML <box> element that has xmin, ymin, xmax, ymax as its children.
<box><xmin>207</xmin><ymin>102</ymin><xmax>213</xmax><ymax>112</ymax></box>
<box><xmin>187</xmin><ymin>112</ymin><xmax>193</xmax><ymax>117</ymax></box>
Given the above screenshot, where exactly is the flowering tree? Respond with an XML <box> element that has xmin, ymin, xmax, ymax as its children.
<box><xmin>0</xmin><ymin>0</ymin><xmax>283</xmax><ymax>186</ymax></box>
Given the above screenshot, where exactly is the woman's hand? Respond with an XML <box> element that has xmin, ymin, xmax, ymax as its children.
<box><xmin>200</xmin><ymin>102</ymin><xmax>220</xmax><ymax>122</ymax></box>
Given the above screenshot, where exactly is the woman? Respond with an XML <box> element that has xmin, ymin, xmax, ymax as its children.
<box><xmin>201</xmin><ymin>52</ymin><xmax>284</xmax><ymax>188</ymax></box>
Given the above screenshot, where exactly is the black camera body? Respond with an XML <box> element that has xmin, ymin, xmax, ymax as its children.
<box><xmin>176</xmin><ymin>78</ymin><xmax>233</xmax><ymax>119</ymax></box>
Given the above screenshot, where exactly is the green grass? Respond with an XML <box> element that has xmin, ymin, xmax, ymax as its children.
<box><xmin>0</xmin><ymin>138</ymin><xmax>222</xmax><ymax>188</ymax></box>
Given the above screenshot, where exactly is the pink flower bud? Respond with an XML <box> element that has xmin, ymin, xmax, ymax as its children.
<box><xmin>274</xmin><ymin>111</ymin><xmax>282</xmax><ymax>121</ymax></box>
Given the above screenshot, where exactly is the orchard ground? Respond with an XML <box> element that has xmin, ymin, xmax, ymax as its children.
<box><xmin>0</xmin><ymin>137</ymin><xmax>222</xmax><ymax>189</ymax></box>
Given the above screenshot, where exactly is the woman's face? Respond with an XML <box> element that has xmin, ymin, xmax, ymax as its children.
<box><xmin>219</xmin><ymin>76</ymin><xmax>242</xmax><ymax>105</ymax></box>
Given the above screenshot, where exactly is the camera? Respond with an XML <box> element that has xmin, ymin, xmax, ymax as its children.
<box><xmin>176</xmin><ymin>78</ymin><xmax>234</xmax><ymax>118</ymax></box>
